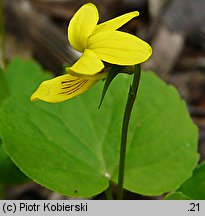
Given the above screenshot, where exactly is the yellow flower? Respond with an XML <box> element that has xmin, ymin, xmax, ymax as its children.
<box><xmin>31</xmin><ymin>3</ymin><xmax>152</xmax><ymax>103</ymax></box>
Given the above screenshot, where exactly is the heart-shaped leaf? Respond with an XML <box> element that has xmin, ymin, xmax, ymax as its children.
<box><xmin>0</xmin><ymin>59</ymin><xmax>199</xmax><ymax>197</ymax></box>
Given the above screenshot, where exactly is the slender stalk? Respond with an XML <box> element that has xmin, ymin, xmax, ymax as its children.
<box><xmin>117</xmin><ymin>64</ymin><xmax>141</xmax><ymax>200</ymax></box>
<box><xmin>0</xmin><ymin>0</ymin><xmax>6</xmax><ymax>69</ymax></box>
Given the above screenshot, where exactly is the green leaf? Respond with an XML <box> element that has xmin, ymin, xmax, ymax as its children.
<box><xmin>176</xmin><ymin>162</ymin><xmax>205</xmax><ymax>199</ymax></box>
<box><xmin>0</xmin><ymin>59</ymin><xmax>198</xmax><ymax>197</ymax></box>
<box><xmin>122</xmin><ymin>73</ymin><xmax>199</xmax><ymax>195</ymax></box>
<box><xmin>164</xmin><ymin>192</ymin><xmax>191</xmax><ymax>200</ymax></box>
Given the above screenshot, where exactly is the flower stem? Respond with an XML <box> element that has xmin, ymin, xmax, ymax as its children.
<box><xmin>0</xmin><ymin>0</ymin><xmax>6</xmax><ymax>69</ymax></box>
<box><xmin>117</xmin><ymin>64</ymin><xmax>141</xmax><ymax>200</ymax></box>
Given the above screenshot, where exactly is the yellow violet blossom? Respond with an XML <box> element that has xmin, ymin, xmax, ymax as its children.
<box><xmin>31</xmin><ymin>3</ymin><xmax>152</xmax><ymax>103</ymax></box>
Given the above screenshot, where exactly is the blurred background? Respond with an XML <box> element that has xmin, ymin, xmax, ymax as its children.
<box><xmin>1</xmin><ymin>0</ymin><xmax>205</xmax><ymax>199</ymax></box>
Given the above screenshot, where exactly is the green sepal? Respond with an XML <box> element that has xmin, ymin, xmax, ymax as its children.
<box><xmin>98</xmin><ymin>65</ymin><xmax>123</xmax><ymax>108</ymax></box>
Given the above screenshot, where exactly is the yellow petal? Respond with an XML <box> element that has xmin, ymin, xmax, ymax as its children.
<box><xmin>94</xmin><ymin>11</ymin><xmax>139</xmax><ymax>34</ymax></box>
<box><xmin>88</xmin><ymin>31</ymin><xmax>152</xmax><ymax>65</ymax></box>
<box><xmin>67</xmin><ymin>49</ymin><xmax>104</xmax><ymax>76</ymax></box>
<box><xmin>68</xmin><ymin>3</ymin><xmax>99</xmax><ymax>52</ymax></box>
<box><xmin>30</xmin><ymin>73</ymin><xmax>105</xmax><ymax>103</ymax></box>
